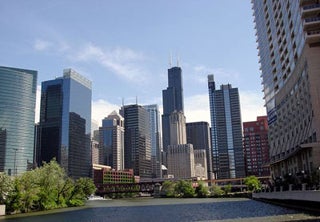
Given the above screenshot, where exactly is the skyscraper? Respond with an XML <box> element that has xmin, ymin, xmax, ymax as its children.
<box><xmin>162</xmin><ymin>66</ymin><xmax>184</xmax><ymax>164</ymax></box>
<box><xmin>143</xmin><ymin>104</ymin><xmax>162</xmax><ymax>178</ymax></box>
<box><xmin>186</xmin><ymin>121</ymin><xmax>213</xmax><ymax>179</ymax></box>
<box><xmin>37</xmin><ymin>69</ymin><xmax>91</xmax><ymax>178</ymax></box>
<box><xmin>252</xmin><ymin>0</ymin><xmax>320</xmax><ymax>179</ymax></box>
<box><xmin>0</xmin><ymin>66</ymin><xmax>37</xmax><ymax>175</ymax></box>
<box><xmin>120</xmin><ymin>104</ymin><xmax>152</xmax><ymax>178</ymax></box>
<box><xmin>99</xmin><ymin>111</ymin><xmax>124</xmax><ymax>170</ymax></box>
<box><xmin>243</xmin><ymin>116</ymin><xmax>270</xmax><ymax>177</ymax></box>
<box><xmin>208</xmin><ymin>75</ymin><xmax>245</xmax><ymax>179</ymax></box>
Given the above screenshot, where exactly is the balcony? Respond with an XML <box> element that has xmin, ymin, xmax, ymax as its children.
<box><xmin>301</xmin><ymin>3</ymin><xmax>320</xmax><ymax>17</ymax></box>
<box><xmin>305</xmin><ymin>29</ymin><xmax>320</xmax><ymax>43</ymax></box>
<box><xmin>303</xmin><ymin>17</ymin><xmax>320</xmax><ymax>30</ymax></box>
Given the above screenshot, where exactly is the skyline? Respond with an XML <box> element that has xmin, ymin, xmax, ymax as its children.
<box><xmin>0</xmin><ymin>1</ymin><xmax>266</xmax><ymax>126</ymax></box>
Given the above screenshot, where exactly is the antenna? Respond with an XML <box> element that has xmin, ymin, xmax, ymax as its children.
<box><xmin>136</xmin><ymin>96</ymin><xmax>138</xmax><ymax>105</ymax></box>
<box><xmin>177</xmin><ymin>52</ymin><xmax>180</xmax><ymax>67</ymax></box>
<box><xmin>122</xmin><ymin>97</ymin><xmax>124</xmax><ymax>107</ymax></box>
<box><xmin>169</xmin><ymin>52</ymin><xmax>172</xmax><ymax>68</ymax></box>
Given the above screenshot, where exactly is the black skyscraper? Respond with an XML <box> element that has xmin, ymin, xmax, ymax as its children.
<box><xmin>120</xmin><ymin>104</ymin><xmax>152</xmax><ymax>178</ymax></box>
<box><xmin>162</xmin><ymin>66</ymin><xmax>184</xmax><ymax>165</ymax></box>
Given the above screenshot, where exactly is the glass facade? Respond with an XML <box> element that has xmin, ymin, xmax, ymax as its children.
<box><xmin>120</xmin><ymin>104</ymin><xmax>152</xmax><ymax>178</ymax></box>
<box><xmin>0</xmin><ymin>66</ymin><xmax>37</xmax><ymax>175</ymax></box>
<box><xmin>99</xmin><ymin>111</ymin><xmax>124</xmax><ymax>170</ymax></box>
<box><xmin>143</xmin><ymin>104</ymin><xmax>162</xmax><ymax>178</ymax></box>
<box><xmin>38</xmin><ymin>69</ymin><xmax>91</xmax><ymax>178</ymax></box>
<box><xmin>208</xmin><ymin>75</ymin><xmax>245</xmax><ymax>179</ymax></box>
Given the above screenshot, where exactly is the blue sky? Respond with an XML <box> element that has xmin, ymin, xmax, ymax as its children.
<box><xmin>0</xmin><ymin>0</ymin><xmax>266</xmax><ymax>127</ymax></box>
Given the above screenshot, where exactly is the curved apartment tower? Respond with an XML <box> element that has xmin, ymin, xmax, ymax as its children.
<box><xmin>0</xmin><ymin>66</ymin><xmax>37</xmax><ymax>175</ymax></box>
<box><xmin>252</xmin><ymin>0</ymin><xmax>320</xmax><ymax>179</ymax></box>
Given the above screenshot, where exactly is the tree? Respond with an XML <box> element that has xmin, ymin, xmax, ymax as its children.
<box><xmin>244</xmin><ymin>176</ymin><xmax>261</xmax><ymax>192</ymax></box>
<box><xmin>174</xmin><ymin>180</ymin><xmax>195</xmax><ymax>198</ymax></box>
<box><xmin>0</xmin><ymin>173</ymin><xmax>13</xmax><ymax>205</ymax></box>
<box><xmin>223</xmin><ymin>183</ymin><xmax>232</xmax><ymax>195</ymax></box>
<box><xmin>195</xmin><ymin>181</ymin><xmax>209</xmax><ymax>198</ymax></box>
<box><xmin>209</xmin><ymin>185</ymin><xmax>224</xmax><ymax>197</ymax></box>
<box><xmin>160</xmin><ymin>181</ymin><xmax>176</xmax><ymax>197</ymax></box>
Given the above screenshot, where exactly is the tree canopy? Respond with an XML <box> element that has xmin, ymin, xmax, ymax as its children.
<box><xmin>3</xmin><ymin>159</ymin><xmax>96</xmax><ymax>214</ymax></box>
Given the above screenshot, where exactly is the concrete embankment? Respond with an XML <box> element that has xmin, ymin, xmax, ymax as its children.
<box><xmin>253</xmin><ymin>190</ymin><xmax>320</xmax><ymax>213</ymax></box>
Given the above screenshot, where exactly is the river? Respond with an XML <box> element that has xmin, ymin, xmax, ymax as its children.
<box><xmin>0</xmin><ymin>198</ymin><xmax>319</xmax><ymax>222</ymax></box>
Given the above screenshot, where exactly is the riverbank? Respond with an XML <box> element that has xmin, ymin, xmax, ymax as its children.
<box><xmin>253</xmin><ymin>190</ymin><xmax>320</xmax><ymax>213</ymax></box>
<box><xmin>1</xmin><ymin>198</ymin><xmax>320</xmax><ymax>222</ymax></box>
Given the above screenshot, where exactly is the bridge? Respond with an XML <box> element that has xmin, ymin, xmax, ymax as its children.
<box><xmin>96</xmin><ymin>182</ymin><xmax>162</xmax><ymax>195</ymax></box>
<box><xmin>95</xmin><ymin>176</ymin><xmax>270</xmax><ymax>195</ymax></box>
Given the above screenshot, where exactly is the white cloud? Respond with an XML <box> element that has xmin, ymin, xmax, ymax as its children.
<box><xmin>192</xmin><ymin>65</ymin><xmax>240</xmax><ymax>84</ymax></box>
<box><xmin>184</xmin><ymin>94</ymin><xmax>210</xmax><ymax>124</ymax></box>
<box><xmin>34</xmin><ymin>39</ymin><xmax>52</xmax><ymax>51</ymax></box>
<box><xmin>72</xmin><ymin>43</ymin><xmax>149</xmax><ymax>84</ymax></box>
<box><xmin>92</xmin><ymin>99</ymin><xmax>121</xmax><ymax>126</ymax></box>
<box><xmin>240</xmin><ymin>90</ymin><xmax>266</xmax><ymax>122</ymax></box>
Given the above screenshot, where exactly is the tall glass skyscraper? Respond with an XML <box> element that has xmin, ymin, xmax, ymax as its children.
<box><xmin>252</xmin><ymin>0</ymin><xmax>320</xmax><ymax>179</ymax></box>
<box><xmin>0</xmin><ymin>66</ymin><xmax>37</xmax><ymax>175</ymax></box>
<box><xmin>37</xmin><ymin>69</ymin><xmax>92</xmax><ymax>178</ymax></box>
<box><xmin>120</xmin><ymin>104</ymin><xmax>152</xmax><ymax>178</ymax></box>
<box><xmin>162</xmin><ymin>66</ymin><xmax>184</xmax><ymax>165</ymax></box>
<box><xmin>208</xmin><ymin>75</ymin><xmax>245</xmax><ymax>179</ymax></box>
<box><xmin>99</xmin><ymin>111</ymin><xmax>124</xmax><ymax>170</ymax></box>
<box><xmin>143</xmin><ymin>104</ymin><xmax>162</xmax><ymax>178</ymax></box>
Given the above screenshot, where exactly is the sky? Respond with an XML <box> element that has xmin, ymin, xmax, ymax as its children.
<box><xmin>0</xmin><ymin>0</ymin><xmax>266</xmax><ymax>128</ymax></box>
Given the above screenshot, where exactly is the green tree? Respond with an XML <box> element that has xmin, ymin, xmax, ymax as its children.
<box><xmin>195</xmin><ymin>181</ymin><xmax>209</xmax><ymax>198</ymax></box>
<box><xmin>174</xmin><ymin>180</ymin><xmax>195</xmax><ymax>198</ymax></box>
<box><xmin>0</xmin><ymin>173</ymin><xmax>13</xmax><ymax>205</ymax></box>
<box><xmin>66</xmin><ymin>177</ymin><xmax>96</xmax><ymax>206</ymax></box>
<box><xmin>17</xmin><ymin>171</ymin><xmax>40</xmax><ymax>212</ymax></box>
<box><xmin>223</xmin><ymin>183</ymin><xmax>232</xmax><ymax>195</ymax></box>
<box><xmin>209</xmin><ymin>185</ymin><xmax>224</xmax><ymax>197</ymax></box>
<box><xmin>160</xmin><ymin>181</ymin><xmax>176</xmax><ymax>197</ymax></box>
<box><xmin>244</xmin><ymin>176</ymin><xmax>261</xmax><ymax>192</ymax></box>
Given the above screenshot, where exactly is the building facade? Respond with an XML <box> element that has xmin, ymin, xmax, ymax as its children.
<box><xmin>167</xmin><ymin>144</ymin><xmax>195</xmax><ymax>179</ymax></box>
<box><xmin>252</xmin><ymin>0</ymin><xmax>320</xmax><ymax>179</ymax></box>
<box><xmin>243</xmin><ymin>116</ymin><xmax>270</xmax><ymax>177</ymax></box>
<box><xmin>162</xmin><ymin>66</ymin><xmax>184</xmax><ymax>165</ymax></box>
<box><xmin>194</xmin><ymin>149</ymin><xmax>208</xmax><ymax>180</ymax></box>
<box><xmin>120</xmin><ymin>104</ymin><xmax>152</xmax><ymax>178</ymax></box>
<box><xmin>143</xmin><ymin>104</ymin><xmax>162</xmax><ymax>178</ymax></box>
<box><xmin>186</xmin><ymin>121</ymin><xmax>213</xmax><ymax>179</ymax></box>
<box><xmin>99</xmin><ymin>111</ymin><xmax>124</xmax><ymax>170</ymax></box>
<box><xmin>0</xmin><ymin>66</ymin><xmax>37</xmax><ymax>175</ymax></box>
<box><xmin>37</xmin><ymin>69</ymin><xmax>92</xmax><ymax>178</ymax></box>
<box><xmin>208</xmin><ymin>75</ymin><xmax>245</xmax><ymax>179</ymax></box>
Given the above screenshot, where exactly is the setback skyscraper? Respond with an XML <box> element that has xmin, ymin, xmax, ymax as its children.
<box><xmin>0</xmin><ymin>66</ymin><xmax>37</xmax><ymax>175</ymax></box>
<box><xmin>162</xmin><ymin>66</ymin><xmax>184</xmax><ymax>165</ymax></box>
<box><xmin>208</xmin><ymin>75</ymin><xmax>245</xmax><ymax>179</ymax></box>
<box><xmin>99</xmin><ymin>111</ymin><xmax>124</xmax><ymax>170</ymax></box>
<box><xmin>252</xmin><ymin>0</ymin><xmax>320</xmax><ymax>179</ymax></box>
<box><xmin>120</xmin><ymin>104</ymin><xmax>152</xmax><ymax>178</ymax></box>
<box><xmin>37</xmin><ymin>69</ymin><xmax>92</xmax><ymax>178</ymax></box>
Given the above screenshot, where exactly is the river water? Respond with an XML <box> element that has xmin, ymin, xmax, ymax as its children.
<box><xmin>1</xmin><ymin>198</ymin><xmax>319</xmax><ymax>222</ymax></box>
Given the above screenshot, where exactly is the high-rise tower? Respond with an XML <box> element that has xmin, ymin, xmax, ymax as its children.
<box><xmin>120</xmin><ymin>104</ymin><xmax>152</xmax><ymax>178</ymax></box>
<box><xmin>99</xmin><ymin>111</ymin><xmax>124</xmax><ymax>170</ymax></box>
<box><xmin>143</xmin><ymin>104</ymin><xmax>162</xmax><ymax>178</ymax></box>
<box><xmin>252</xmin><ymin>0</ymin><xmax>320</xmax><ymax>179</ymax></box>
<box><xmin>208</xmin><ymin>75</ymin><xmax>245</xmax><ymax>179</ymax></box>
<box><xmin>186</xmin><ymin>121</ymin><xmax>213</xmax><ymax>179</ymax></box>
<box><xmin>162</xmin><ymin>66</ymin><xmax>184</xmax><ymax>165</ymax></box>
<box><xmin>0</xmin><ymin>66</ymin><xmax>37</xmax><ymax>175</ymax></box>
<box><xmin>37</xmin><ymin>69</ymin><xmax>92</xmax><ymax>178</ymax></box>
